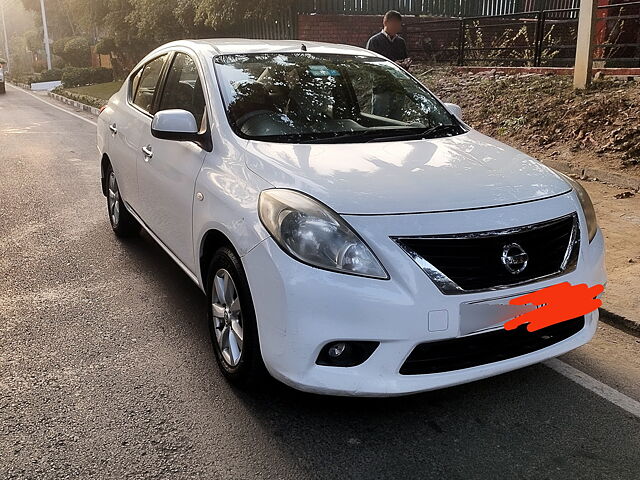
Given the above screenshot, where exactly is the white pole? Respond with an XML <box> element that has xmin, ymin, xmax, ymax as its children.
<box><xmin>1</xmin><ymin>0</ymin><xmax>10</xmax><ymax>71</ymax></box>
<box><xmin>39</xmin><ymin>0</ymin><xmax>52</xmax><ymax>70</ymax></box>
<box><xmin>574</xmin><ymin>0</ymin><xmax>598</xmax><ymax>89</ymax></box>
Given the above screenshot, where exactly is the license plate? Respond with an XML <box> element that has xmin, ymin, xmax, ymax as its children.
<box><xmin>459</xmin><ymin>292</ymin><xmax>538</xmax><ymax>335</ymax></box>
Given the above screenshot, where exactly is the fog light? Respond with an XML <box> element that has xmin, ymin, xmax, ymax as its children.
<box><xmin>328</xmin><ymin>342</ymin><xmax>347</xmax><ymax>358</ymax></box>
<box><xmin>316</xmin><ymin>341</ymin><xmax>379</xmax><ymax>367</ymax></box>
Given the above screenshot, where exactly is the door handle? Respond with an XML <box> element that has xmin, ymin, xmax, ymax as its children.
<box><xmin>141</xmin><ymin>145</ymin><xmax>153</xmax><ymax>161</ymax></box>
<box><xmin>109</xmin><ymin>123</ymin><xmax>117</xmax><ymax>134</ymax></box>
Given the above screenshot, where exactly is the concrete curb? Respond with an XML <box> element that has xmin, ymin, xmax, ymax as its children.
<box><xmin>601</xmin><ymin>308</ymin><xmax>640</xmax><ymax>337</ymax></box>
<box><xmin>12</xmin><ymin>81</ymin><xmax>31</xmax><ymax>90</ymax></box>
<box><xmin>47</xmin><ymin>91</ymin><xmax>101</xmax><ymax>116</ymax></box>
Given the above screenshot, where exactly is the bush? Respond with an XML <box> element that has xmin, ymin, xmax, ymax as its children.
<box><xmin>63</xmin><ymin>37</ymin><xmax>91</xmax><ymax>67</ymax></box>
<box><xmin>95</xmin><ymin>38</ymin><xmax>116</xmax><ymax>56</ymax></box>
<box><xmin>38</xmin><ymin>68</ymin><xmax>64</xmax><ymax>82</ymax></box>
<box><xmin>52</xmin><ymin>37</ymin><xmax>70</xmax><ymax>58</ymax></box>
<box><xmin>52</xmin><ymin>86</ymin><xmax>105</xmax><ymax>108</ymax></box>
<box><xmin>10</xmin><ymin>73</ymin><xmax>35</xmax><ymax>85</ymax></box>
<box><xmin>9</xmin><ymin>69</ymin><xmax>64</xmax><ymax>85</ymax></box>
<box><xmin>61</xmin><ymin>67</ymin><xmax>113</xmax><ymax>88</ymax></box>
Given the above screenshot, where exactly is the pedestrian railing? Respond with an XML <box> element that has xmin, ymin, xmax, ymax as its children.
<box><xmin>406</xmin><ymin>1</ymin><xmax>640</xmax><ymax>68</ymax></box>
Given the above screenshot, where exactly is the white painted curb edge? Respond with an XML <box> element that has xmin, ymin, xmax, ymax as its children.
<box><xmin>47</xmin><ymin>91</ymin><xmax>101</xmax><ymax>116</ymax></box>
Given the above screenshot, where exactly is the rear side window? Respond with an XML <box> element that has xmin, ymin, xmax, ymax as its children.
<box><xmin>131</xmin><ymin>55</ymin><xmax>168</xmax><ymax>114</ymax></box>
<box><xmin>158</xmin><ymin>53</ymin><xmax>207</xmax><ymax>129</ymax></box>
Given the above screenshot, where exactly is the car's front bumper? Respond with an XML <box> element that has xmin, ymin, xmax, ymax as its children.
<box><xmin>242</xmin><ymin>193</ymin><xmax>606</xmax><ymax>396</ymax></box>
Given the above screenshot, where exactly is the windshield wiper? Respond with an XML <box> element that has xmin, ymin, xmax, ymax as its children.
<box><xmin>366</xmin><ymin>123</ymin><xmax>461</xmax><ymax>142</ymax></box>
<box><xmin>299</xmin><ymin>124</ymin><xmax>463</xmax><ymax>144</ymax></box>
<box><xmin>300</xmin><ymin>127</ymin><xmax>428</xmax><ymax>144</ymax></box>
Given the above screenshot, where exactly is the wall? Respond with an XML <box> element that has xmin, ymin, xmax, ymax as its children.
<box><xmin>297</xmin><ymin>14</ymin><xmax>384</xmax><ymax>50</ymax></box>
<box><xmin>297</xmin><ymin>14</ymin><xmax>444</xmax><ymax>58</ymax></box>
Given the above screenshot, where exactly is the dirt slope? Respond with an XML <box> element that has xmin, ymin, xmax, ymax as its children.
<box><xmin>415</xmin><ymin>68</ymin><xmax>640</xmax><ymax>180</ymax></box>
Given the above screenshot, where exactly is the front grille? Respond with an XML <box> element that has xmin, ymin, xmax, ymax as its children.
<box><xmin>400</xmin><ymin>316</ymin><xmax>585</xmax><ymax>375</ymax></box>
<box><xmin>394</xmin><ymin>214</ymin><xmax>579</xmax><ymax>294</ymax></box>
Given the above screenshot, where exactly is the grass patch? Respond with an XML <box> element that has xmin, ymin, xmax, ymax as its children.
<box><xmin>66</xmin><ymin>81</ymin><xmax>123</xmax><ymax>101</ymax></box>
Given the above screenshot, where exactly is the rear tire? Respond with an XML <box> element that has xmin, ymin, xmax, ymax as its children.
<box><xmin>207</xmin><ymin>247</ymin><xmax>267</xmax><ymax>388</ymax></box>
<box><xmin>105</xmin><ymin>164</ymin><xmax>140</xmax><ymax>238</ymax></box>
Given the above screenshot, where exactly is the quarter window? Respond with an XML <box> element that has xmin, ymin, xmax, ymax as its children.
<box><xmin>131</xmin><ymin>55</ymin><xmax>168</xmax><ymax>114</ymax></box>
<box><xmin>158</xmin><ymin>53</ymin><xmax>206</xmax><ymax>129</ymax></box>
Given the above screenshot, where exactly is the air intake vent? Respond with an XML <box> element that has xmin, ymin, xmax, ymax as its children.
<box><xmin>400</xmin><ymin>316</ymin><xmax>585</xmax><ymax>375</ymax></box>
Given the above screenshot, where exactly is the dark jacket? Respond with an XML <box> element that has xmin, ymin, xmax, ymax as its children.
<box><xmin>366</xmin><ymin>31</ymin><xmax>408</xmax><ymax>61</ymax></box>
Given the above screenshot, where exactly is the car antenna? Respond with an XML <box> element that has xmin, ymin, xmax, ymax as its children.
<box><xmin>301</xmin><ymin>43</ymin><xmax>307</xmax><ymax>52</ymax></box>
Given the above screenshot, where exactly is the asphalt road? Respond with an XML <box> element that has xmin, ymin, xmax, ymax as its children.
<box><xmin>1</xmin><ymin>85</ymin><xmax>639</xmax><ymax>480</ymax></box>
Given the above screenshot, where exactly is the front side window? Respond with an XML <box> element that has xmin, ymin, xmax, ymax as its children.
<box><xmin>158</xmin><ymin>53</ymin><xmax>206</xmax><ymax>129</ymax></box>
<box><xmin>214</xmin><ymin>53</ymin><xmax>463</xmax><ymax>143</ymax></box>
<box><xmin>132</xmin><ymin>54</ymin><xmax>168</xmax><ymax>114</ymax></box>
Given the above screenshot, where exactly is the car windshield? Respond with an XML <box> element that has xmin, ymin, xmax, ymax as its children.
<box><xmin>213</xmin><ymin>53</ymin><xmax>464</xmax><ymax>143</ymax></box>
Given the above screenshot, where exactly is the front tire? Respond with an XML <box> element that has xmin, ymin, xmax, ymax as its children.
<box><xmin>207</xmin><ymin>247</ymin><xmax>266</xmax><ymax>388</ymax></box>
<box><xmin>105</xmin><ymin>164</ymin><xmax>140</xmax><ymax>237</ymax></box>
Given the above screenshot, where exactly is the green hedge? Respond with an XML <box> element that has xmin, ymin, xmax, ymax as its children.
<box><xmin>9</xmin><ymin>72</ymin><xmax>58</xmax><ymax>85</ymax></box>
<box><xmin>12</xmin><ymin>66</ymin><xmax>114</xmax><ymax>86</ymax></box>
<box><xmin>38</xmin><ymin>68</ymin><xmax>64</xmax><ymax>82</ymax></box>
<box><xmin>52</xmin><ymin>87</ymin><xmax>105</xmax><ymax>109</ymax></box>
<box><xmin>61</xmin><ymin>67</ymin><xmax>113</xmax><ymax>88</ymax></box>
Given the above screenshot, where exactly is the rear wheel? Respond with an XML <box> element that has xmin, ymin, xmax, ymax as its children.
<box><xmin>207</xmin><ymin>247</ymin><xmax>266</xmax><ymax>388</ymax></box>
<box><xmin>106</xmin><ymin>164</ymin><xmax>140</xmax><ymax>237</ymax></box>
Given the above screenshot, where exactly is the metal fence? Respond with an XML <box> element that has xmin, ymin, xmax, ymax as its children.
<box><xmin>408</xmin><ymin>1</ymin><xmax>640</xmax><ymax>67</ymax></box>
<box><xmin>237</xmin><ymin>8</ymin><xmax>298</xmax><ymax>40</ymax></box>
<box><xmin>297</xmin><ymin>0</ymin><xmax>579</xmax><ymax>17</ymax></box>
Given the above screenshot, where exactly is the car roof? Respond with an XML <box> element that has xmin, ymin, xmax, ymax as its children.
<box><xmin>161</xmin><ymin>38</ymin><xmax>378</xmax><ymax>57</ymax></box>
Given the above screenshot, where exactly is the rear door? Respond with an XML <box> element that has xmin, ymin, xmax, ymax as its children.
<box><xmin>136</xmin><ymin>51</ymin><xmax>209</xmax><ymax>272</ymax></box>
<box><xmin>113</xmin><ymin>54</ymin><xmax>169</xmax><ymax>212</ymax></box>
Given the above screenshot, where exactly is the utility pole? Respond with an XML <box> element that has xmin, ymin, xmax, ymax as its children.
<box><xmin>1</xmin><ymin>0</ymin><xmax>10</xmax><ymax>72</ymax></box>
<box><xmin>39</xmin><ymin>0</ymin><xmax>52</xmax><ymax>70</ymax></box>
<box><xmin>574</xmin><ymin>0</ymin><xmax>598</xmax><ymax>89</ymax></box>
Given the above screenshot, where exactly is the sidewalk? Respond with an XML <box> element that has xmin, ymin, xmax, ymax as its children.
<box><xmin>578</xmin><ymin>179</ymin><xmax>640</xmax><ymax>331</ymax></box>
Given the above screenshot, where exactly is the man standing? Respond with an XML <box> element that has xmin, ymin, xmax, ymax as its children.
<box><xmin>366</xmin><ymin>10</ymin><xmax>410</xmax><ymax>68</ymax></box>
<box><xmin>366</xmin><ymin>10</ymin><xmax>411</xmax><ymax>119</ymax></box>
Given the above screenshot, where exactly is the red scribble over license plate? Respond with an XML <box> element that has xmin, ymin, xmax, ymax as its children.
<box><xmin>505</xmin><ymin>282</ymin><xmax>604</xmax><ymax>332</ymax></box>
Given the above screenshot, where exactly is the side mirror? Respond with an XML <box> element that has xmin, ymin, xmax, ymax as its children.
<box><xmin>151</xmin><ymin>109</ymin><xmax>199</xmax><ymax>142</ymax></box>
<box><xmin>444</xmin><ymin>103</ymin><xmax>463</xmax><ymax>121</ymax></box>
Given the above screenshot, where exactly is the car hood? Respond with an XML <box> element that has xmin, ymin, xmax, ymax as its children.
<box><xmin>244</xmin><ymin>130</ymin><xmax>571</xmax><ymax>215</ymax></box>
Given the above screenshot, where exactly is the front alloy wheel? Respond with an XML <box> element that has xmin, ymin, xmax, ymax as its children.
<box><xmin>211</xmin><ymin>269</ymin><xmax>244</xmax><ymax>367</ymax></box>
<box><xmin>206</xmin><ymin>247</ymin><xmax>266</xmax><ymax>388</ymax></box>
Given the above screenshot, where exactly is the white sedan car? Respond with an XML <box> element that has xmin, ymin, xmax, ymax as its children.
<box><xmin>0</xmin><ymin>65</ymin><xmax>5</xmax><ymax>94</ymax></box>
<box><xmin>97</xmin><ymin>39</ymin><xmax>606</xmax><ymax>396</ymax></box>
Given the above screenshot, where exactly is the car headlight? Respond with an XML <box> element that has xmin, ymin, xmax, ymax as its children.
<box><xmin>564</xmin><ymin>176</ymin><xmax>598</xmax><ymax>242</ymax></box>
<box><xmin>258</xmin><ymin>189</ymin><xmax>388</xmax><ymax>279</ymax></box>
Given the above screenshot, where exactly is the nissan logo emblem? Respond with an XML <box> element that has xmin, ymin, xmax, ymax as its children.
<box><xmin>501</xmin><ymin>243</ymin><xmax>529</xmax><ymax>275</ymax></box>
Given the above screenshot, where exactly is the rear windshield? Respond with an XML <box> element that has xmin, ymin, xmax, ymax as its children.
<box><xmin>213</xmin><ymin>53</ymin><xmax>462</xmax><ymax>143</ymax></box>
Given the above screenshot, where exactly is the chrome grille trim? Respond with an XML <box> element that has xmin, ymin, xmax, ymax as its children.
<box><xmin>392</xmin><ymin>213</ymin><xmax>580</xmax><ymax>295</ymax></box>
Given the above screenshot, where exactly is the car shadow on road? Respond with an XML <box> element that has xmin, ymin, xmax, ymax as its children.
<box><xmin>228</xmin><ymin>364</ymin><xmax>640</xmax><ymax>479</ymax></box>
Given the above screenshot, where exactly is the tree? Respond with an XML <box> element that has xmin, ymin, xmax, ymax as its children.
<box><xmin>191</xmin><ymin>0</ymin><xmax>295</xmax><ymax>28</ymax></box>
<box><xmin>15</xmin><ymin>0</ymin><xmax>296</xmax><ymax>74</ymax></box>
<box><xmin>95</xmin><ymin>38</ymin><xmax>116</xmax><ymax>55</ymax></box>
<box><xmin>63</xmin><ymin>36</ymin><xmax>91</xmax><ymax>66</ymax></box>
